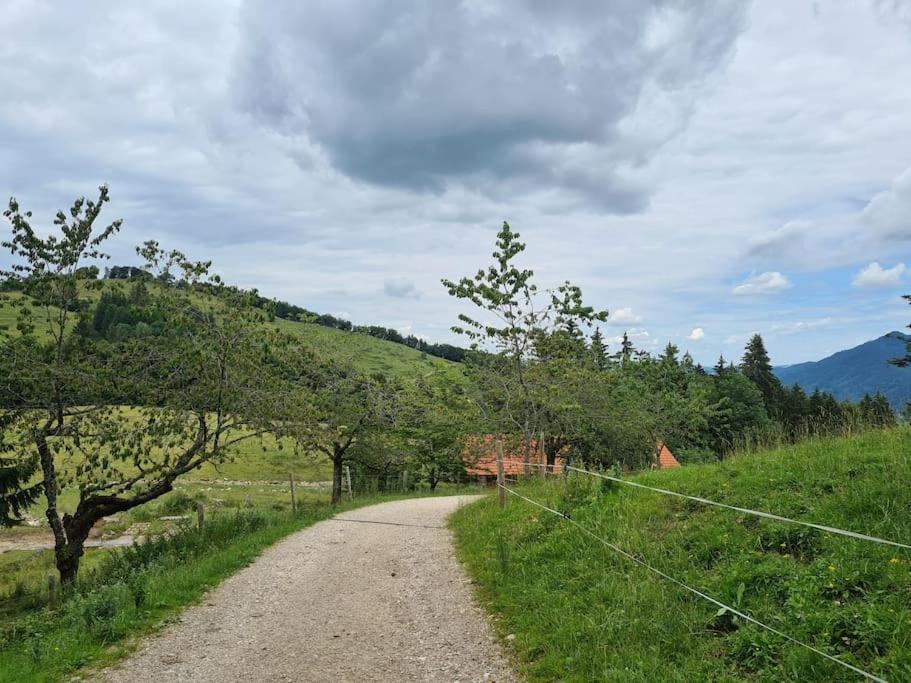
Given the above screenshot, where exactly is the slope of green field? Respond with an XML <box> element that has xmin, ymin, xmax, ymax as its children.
<box><xmin>451</xmin><ymin>428</ymin><xmax>911</xmax><ymax>682</ymax></box>
<box><xmin>0</xmin><ymin>285</ymin><xmax>464</xmax><ymax>382</ymax></box>
<box><xmin>272</xmin><ymin>317</ymin><xmax>463</xmax><ymax>382</ymax></box>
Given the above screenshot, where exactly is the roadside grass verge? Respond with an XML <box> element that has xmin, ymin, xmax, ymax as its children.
<box><xmin>450</xmin><ymin>428</ymin><xmax>911</xmax><ymax>682</ymax></box>
<box><xmin>0</xmin><ymin>492</ymin><xmax>454</xmax><ymax>683</ymax></box>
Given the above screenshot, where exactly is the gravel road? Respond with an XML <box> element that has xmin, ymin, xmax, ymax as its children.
<box><xmin>101</xmin><ymin>495</ymin><xmax>516</xmax><ymax>682</ymax></box>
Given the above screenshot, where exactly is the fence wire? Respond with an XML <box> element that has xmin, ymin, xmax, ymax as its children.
<box><xmin>498</xmin><ymin>482</ymin><xmax>887</xmax><ymax>683</ymax></box>
<box><xmin>501</xmin><ymin>458</ymin><xmax>911</xmax><ymax>551</ymax></box>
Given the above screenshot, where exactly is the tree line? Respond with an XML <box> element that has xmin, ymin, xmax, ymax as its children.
<box><xmin>0</xmin><ymin>191</ymin><xmax>905</xmax><ymax>589</ymax></box>
<box><xmin>0</xmin><ymin>188</ymin><xmax>475</xmax><ymax>587</ymax></box>
<box><xmin>442</xmin><ymin>222</ymin><xmax>902</xmax><ymax>473</ymax></box>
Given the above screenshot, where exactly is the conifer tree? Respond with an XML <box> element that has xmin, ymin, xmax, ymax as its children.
<box><xmin>741</xmin><ymin>334</ymin><xmax>782</xmax><ymax>415</ymax></box>
<box><xmin>589</xmin><ymin>327</ymin><xmax>608</xmax><ymax>370</ymax></box>
<box><xmin>619</xmin><ymin>331</ymin><xmax>634</xmax><ymax>365</ymax></box>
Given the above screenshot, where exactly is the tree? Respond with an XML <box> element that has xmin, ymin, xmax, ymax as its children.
<box><xmin>709</xmin><ymin>368</ymin><xmax>769</xmax><ymax>454</ymax></box>
<box><xmin>1</xmin><ymin>189</ymin><xmax>310</xmax><ymax>584</ymax></box>
<box><xmin>442</xmin><ymin>221</ymin><xmax>606</xmax><ymax>473</ymax></box>
<box><xmin>619</xmin><ymin>331</ymin><xmax>635</xmax><ymax>365</ymax></box>
<box><xmin>902</xmin><ymin>401</ymin><xmax>911</xmax><ymax>424</ymax></box>
<box><xmin>399</xmin><ymin>376</ymin><xmax>476</xmax><ymax>490</ymax></box>
<box><xmin>588</xmin><ymin>327</ymin><xmax>608</xmax><ymax>370</ymax></box>
<box><xmin>741</xmin><ymin>334</ymin><xmax>782</xmax><ymax>416</ymax></box>
<box><xmin>293</xmin><ymin>364</ymin><xmax>398</xmax><ymax>504</ymax></box>
<box><xmin>0</xmin><ymin>415</ymin><xmax>40</xmax><ymax>526</ymax></box>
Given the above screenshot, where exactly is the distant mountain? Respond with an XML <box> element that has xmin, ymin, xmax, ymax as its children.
<box><xmin>774</xmin><ymin>331</ymin><xmax>911</xmax><ymax>411</ymax></box>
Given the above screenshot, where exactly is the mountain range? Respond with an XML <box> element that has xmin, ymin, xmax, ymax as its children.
<box><xmin>774</xmin><ymin>331</ymin><xmax>911</xmax><ymax>411</ymax></box>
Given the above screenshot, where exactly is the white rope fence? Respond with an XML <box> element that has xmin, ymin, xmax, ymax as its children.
<box><xmin>502</xmin><ymin>459</ymin><xmax>911</xmax><ymax>551</ymax></box>
<box><xmin>498</xmin><ymin>482</ymin><xmax>887</xmax><ymax>683</ymax></box>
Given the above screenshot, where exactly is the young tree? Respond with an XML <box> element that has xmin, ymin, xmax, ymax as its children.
<box><xmin>442</xmin><ymin>221</ymin><xmax>606</xmax><ymax>473</ymax></box>
<box><xmin>1</xmin><ymin>189</ymin><xmax>310</xmax><ymax>584</ymax></box>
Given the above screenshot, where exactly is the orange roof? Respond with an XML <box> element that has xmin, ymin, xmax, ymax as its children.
<box><xmin>656</xmin><ymin>443</ymin><xmax>681</xmax><ymax>469</ymax></box>
<box><xmin>463</xmin><ymin>434</ymin><xmax>563</xmax><ymax>476</ymax></box>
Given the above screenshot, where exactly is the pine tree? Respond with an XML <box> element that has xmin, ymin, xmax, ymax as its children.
<box><xmin>714</xmin><ymin>354</ymin><xmax>728</xmax><ymax>376</ymax></box>
<box><xmin>660</xmin><ymin>342</ymin><xmax>679</xmax><ymax>365</ymax></box>
<box><xmin>589</xmin><ymin>328</ymin><xmax>608</xmax><ymax>370</ymax></box>
<box><xmin>619</xmin><ymin>331</ymin><xmax>634</xmax><ymax>365</ymax></box>
<box><xmin>741</xmin><ymin>334</ymin><xmax>782</xmax><ymax>415</ymax></box>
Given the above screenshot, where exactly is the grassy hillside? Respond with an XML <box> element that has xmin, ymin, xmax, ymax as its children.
<box><xmin>451</xmin><ymin>429</ymin><xmax>911</xmax><ymax>682</ymax></box>
<box><xmin>0</xmin><ymin>284</ymin><xmax>464</xmax><ymax>382</ymax></box>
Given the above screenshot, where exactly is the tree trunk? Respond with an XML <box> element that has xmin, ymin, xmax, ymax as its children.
<box><xmin>331</xmin><ymin>456</ymin><xmax>343</xmax><ymax>505</ymax></box>
<box><xmin>429</xmin><ymin>468</ymin><xmax>438</xmax><ymax>491</ymax></box>
<box><xmin>55</xmin><ymin>533</ymin><xmax>86</xmax><ymax>587</ymax></box>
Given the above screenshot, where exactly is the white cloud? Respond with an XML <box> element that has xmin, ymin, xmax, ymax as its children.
<box><xmin>687</xmin><ymin>327</ymin><xmax>705</xmax><ymax>340</ymax></box>
<box><xmin>606</xmin><ymin>307</ymin><xmax>643</xmax><ymax>326</ymax></box>
<box><xmin>852</xmin><ymin>261</ymin><xmax>907</xmax><ymax>288</ymax></box>
<box><xmin>731</xmin><ymin>272</ymin><xmax>791</xmax><ymax>296</ymax></box>
<box><xmin>770</xmin><ymin>318</ymin><xmax>833</xmax><ymax>334</ymax></box>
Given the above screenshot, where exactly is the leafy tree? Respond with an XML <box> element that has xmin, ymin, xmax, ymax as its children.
<box><xmin>0</xmin><ymin>418</ymin><xmax>40</xmax><ymax>526</ymax></box>
<box><xmin>902</xmin><ymin>401</ymin><xmax>911</xmax><ymax>424</ymax></box>
<box><xmin>0</xmin><ymin>189</ymin><xmax>310</xmax><ymax>584</ymax></box>
<box><xmin>741</xmin><ymin>334</ymin><xmax>782</xmax><ymax>416</ymax></box>
<box><xmin>293</xmin><ymin>364</ymin><xmax>399</xmax><ymax>504</ymax></box>
<box><xmin>442</xmin><ymin>221</ymin><xmax>605</xmax><ymax>472</ymax></box>
<box><xmin>399</xmin><ymin>376</ymin><xmax>476</xmax><ymax>490</ymax></box>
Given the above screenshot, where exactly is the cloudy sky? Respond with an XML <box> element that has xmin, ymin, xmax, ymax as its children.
<box><xmin>2</xmin><ymin>0</ymin><xmax>911</xmax><ymax>365</ymax></box>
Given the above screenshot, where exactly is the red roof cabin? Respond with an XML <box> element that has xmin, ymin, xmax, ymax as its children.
<box><xmin>463</xmin><ymin>434</ymin><xmax>563</xmax><ymax>484</ymax></box>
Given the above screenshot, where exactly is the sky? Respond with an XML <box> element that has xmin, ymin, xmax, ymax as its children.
<box><xmin>2</xmin><ymin>0</ymin><xmax>910</xmax><ymax>366</ymax></box>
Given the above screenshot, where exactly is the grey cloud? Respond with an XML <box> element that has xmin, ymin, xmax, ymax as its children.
<box><xmin>384</xmin><ymin>278</ymin><xmax>421</xmax><ymax>299</ymax></box>
<box><xmin>232</xmin><ymin>0</ymin><xmax>748</xmax><ymax>210</ymax></box>
<box><xmin>862</xmin><ymin>167</ymin><xmax>911</xmax><ymax>242</ymax></box>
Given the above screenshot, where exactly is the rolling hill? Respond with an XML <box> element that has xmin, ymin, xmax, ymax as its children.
<box><xmin>0</xmin><ymin>285</ymin><xmax>463</xmax><ymax>384</ymax></box>
<box><xmin>774</xmin><ymin>331</ymin><xmax>911</xmax><ymax>411</ymax></box>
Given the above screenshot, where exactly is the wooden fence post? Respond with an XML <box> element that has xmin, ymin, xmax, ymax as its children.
<box><xmin>345</xmin><ymin>465</ymin><xmax>353</xmax><ymax>500</ymax></box>
<box><xmin>197</xmin><ymin>501</ymin><xmax>205</xmax><ymax>531</ymax></box>
<box><xmin>47</xmin><ymin>575</ymin><xmax>57</xmax><ymax>610</ymax></box>
<box><xmin>289</xmin><ymin>472</ymin><xmax>297</xmax><ymax>514</ymax></box>
<box><xmin>496</xmin><ymin>439</ymin><xmax>506</xmax><ymax>510</ymax></box>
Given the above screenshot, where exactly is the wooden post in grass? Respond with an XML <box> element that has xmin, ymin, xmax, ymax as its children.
<box><xmin>538</xmin><ymin>431</ymin><xmax>546</xmax><ymax>479</ymax></box>
<box><xmin>289</xmin><ymin>472</ymin><xmax>297</xmax><ymax>514</ymax></box>
<box><xmin>47</xmin><ymin>575</ymin><xmax>57</xmax><ymax>610</ymax></box>
<box><xmin>496</xmin><ymin>439</ymin><xmax>506</xmax><ymax>510</ymax></box>
<box><xmin>197</xmin><ymin>501</ymin><xmax>205</xmax><ymax>531</ymax></box>
<box><xmin>345</xmin><ymin>465</ymin><xmax>353</xmax><ymax>500</ymax></box>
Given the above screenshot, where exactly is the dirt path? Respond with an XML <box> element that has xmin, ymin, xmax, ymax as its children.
<box><xmin>101</xmin><ymin>495</ymin><xmax>516</xmax><ymax>682</ymax></box>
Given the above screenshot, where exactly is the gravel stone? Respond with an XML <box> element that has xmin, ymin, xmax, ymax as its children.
<box><xmin>100</xmin><ymin>495</ymin><xmax>516</xmax><ymax>682</ymax></box>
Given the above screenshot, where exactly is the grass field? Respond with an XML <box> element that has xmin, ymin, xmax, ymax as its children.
<box><xmin>0</xmin><ymin>284</ymin><xmax>464</xmax><ymax>383</ymax></box>
<box><xmin>450</xmin><ymin>428</ymin><xmax>911</xmax><ymax>682</ymax></box>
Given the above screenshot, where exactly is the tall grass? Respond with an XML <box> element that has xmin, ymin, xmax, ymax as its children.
<box><xmin>451</xmin><ymin>428</ymin><xmax>911</xmax><ymax>682</ymax></box>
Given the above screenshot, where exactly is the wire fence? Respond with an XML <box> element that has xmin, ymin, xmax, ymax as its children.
<box><xmin>494</xmin><ymin>458</ymin><xmax>900</xmax><ymax>682</ymax></box>
<box><xmin>501</xmin><ymin>458</ymin><xmax>911</xmax><ymax>550</ymax></box>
